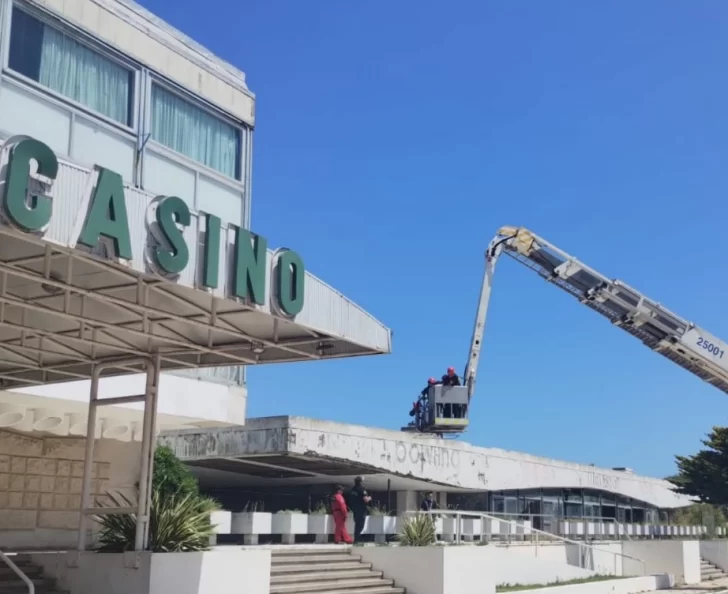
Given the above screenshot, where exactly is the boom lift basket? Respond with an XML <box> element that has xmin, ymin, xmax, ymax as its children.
<box><xmin>424</xmin><ymin>384</ymin><xmax>469</xmax><ymax>432</ymax></box>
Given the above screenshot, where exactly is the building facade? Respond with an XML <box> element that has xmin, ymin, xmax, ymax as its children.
<box><xmin>0</xmin><ymin>0</ymin><xmax>391</xmax><ymax>549</ymax></box>
<box><xmin>161</xmin><ymin>416</ymin><xmax>693</xmax><ymax>540</ymax></box>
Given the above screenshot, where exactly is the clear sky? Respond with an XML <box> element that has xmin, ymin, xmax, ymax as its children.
<box><xmin>139</xmin><ymin>0</ymin><xmax>728</xmax><ymax>478</ymax></box>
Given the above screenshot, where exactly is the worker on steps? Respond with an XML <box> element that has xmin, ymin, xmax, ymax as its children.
<box><xmin>331</xmin><ymin>484</ymin><xmax>353</xmax><ymax>544</ymax></box>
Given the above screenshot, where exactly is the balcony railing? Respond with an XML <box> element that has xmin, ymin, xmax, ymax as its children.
<box><xmin>167</xmin><ymin>365</ymin><xmax>246</xmax><ymax>387</ymax></box>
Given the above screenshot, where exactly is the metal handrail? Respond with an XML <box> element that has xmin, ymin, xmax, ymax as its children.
<box><xmin>477</xmin><ymin>512</ymin><xmax>637</xmax><ymax>541</ymax></box>
<box><xmin>408</xmin><ymin>509</ymin><xmax>647</xmax><ymax>576</ymax></box>
<box><xmin>0</xmin><ymin>550</ymin><xmax>34</xmax><ymax>594</ymax></box>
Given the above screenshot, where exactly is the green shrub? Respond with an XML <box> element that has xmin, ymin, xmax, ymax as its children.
<box><xmin>396</xmin><ymin>513</ymin><xmax>436</xmax><ymax>546</ymax></box>
<box><xmin>152</xmin><ymin>445</ymin><xmax>199</xmax><ymax>500</ymax></box>
<box><xmin>94</xmin><ymin>488</ymin><xmax>219</xmax><ymax>553</ymax></box>
<box><xmin>368</xmin><ymin>503</ymin><xmax>392</xmax><ymax>516</ymax></box>
<box><xmin>310</xmin><ymin>501</ymin><xmax>330</xmax><ymax>515</ymax></box>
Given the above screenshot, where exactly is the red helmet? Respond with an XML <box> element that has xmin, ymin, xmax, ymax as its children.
<box><xmin>428</xmin><ymin>377</ymin><xmax>437</xmax><ymax>384</ymax></box>
<box><xmin>447</xmin><ymin>367</ymin><xmax>456</xmax><ymax>375</ymax></box>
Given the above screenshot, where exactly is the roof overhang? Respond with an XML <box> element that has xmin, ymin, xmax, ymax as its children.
<box><xmin>0</xmin><ymin>136</ymin><xmax>391</xmax><ymax>388</ymax></box>
<box><xmin>160</xmin><ymin>416</ymin><xmax>693</xmax><ymax>509</ymax></box>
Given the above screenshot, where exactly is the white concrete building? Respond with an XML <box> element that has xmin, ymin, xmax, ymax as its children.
<box><xmin>160</xmin><ymin>417</ymin><xmax>693</xmax><ymax>537</ymax></box>
<box><xmin>0</xmin><ymin>0</ymin><xmax>693</xmax><ymax>555</ymax></box>
<box><xmin>0</xmin><ymin>0</ymin><xmax>390</xmax><ymax>550</ymax></box>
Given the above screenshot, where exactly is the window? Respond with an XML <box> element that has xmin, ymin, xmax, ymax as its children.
<box><xmin>150</xmin><ymin>84</ymin><xmax>241</xmax><ymax>179</ymax></box>
<box><xmin>8</xmin><ymin>8</ymin><xmax>134</xmax><ymax>125</ymax></box>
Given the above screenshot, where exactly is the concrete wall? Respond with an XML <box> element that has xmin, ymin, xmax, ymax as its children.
<box><xmin>700</xmin><ymin>540</ymin><xmax>728</xmax><ymax>572</ymax></box>
<box><xmin>622</xmin><ymin>541</ymin><xmax>701</xmax><ymax>584</ymax></box>
<box><xmin>358</xmin><ymin>546</ymin><xmax>495</xmax><ymax>594</ymax></box>
<box><xmin>499</xmin><ymin>542</ymin><xmax>624</xmax><ymax>576</ymax></box>
<box><xmin>358</xmin><ymin>545</ymin><xmax>597</xmax><ymax>593</ymax></box>
<box><xmin>13</xmin><ymin>373</ymin><xmax>248</xmax><ymax>429</ymax></box>
<box><xmin>165</xmin><ymin>417</ymin><xmax>691</xmax><ymax>508</ymax></box>
<box><xmin>524</xmin><ymin>576</ymin><xmax>671</xmax><ymax>594</ymax></box>
<box><xmin>33</xmin><ymin>549</ymin><xmax>270</xmax><ymax>594</ymax></box>
<box><xmin>0</xmin><ymin>430</ymin><xmax>140</xmax><ymax>549</ymax></box>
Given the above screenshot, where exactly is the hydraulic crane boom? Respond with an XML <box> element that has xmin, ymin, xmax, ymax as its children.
<box><xmin>464</xmin><ymin>226</ymin><xmax>728</xmax><ymax>403</ymax></box>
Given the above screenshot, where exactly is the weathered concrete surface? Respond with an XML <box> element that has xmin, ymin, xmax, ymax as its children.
<box><xmin>159</xmin><ymin>416</ymin><xmax>691</xmax><ymax>509</ymax></box>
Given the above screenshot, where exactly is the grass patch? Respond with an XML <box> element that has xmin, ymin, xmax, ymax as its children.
<box><xmin>497</xmin><ymin>574</ymin><xmax>627</xmax><ymax>592</ymax></box>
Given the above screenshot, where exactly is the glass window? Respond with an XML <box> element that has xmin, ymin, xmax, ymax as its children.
<box><xmin>151</xmin><ymin>84</ymin><xmax>241</xmax><ymax>179</ymax></box>
<box><xmin>8</xmin><ymin>8</ymin><xmax>133</xmax><ymax>125</ymax></box>
<box><xmin>491</xmin><ymin>495</ymin><xmax>505</xmax><ymax>514</ymax></box>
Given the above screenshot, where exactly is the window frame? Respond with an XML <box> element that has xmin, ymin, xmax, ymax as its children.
<box><xmin>4</xmin><ymin>1</ymin><xmax>141</xmax><ymax>131</ymax></box>
<box><xmin>146</xmin><ymin>73</ymin><xmax>247</xmax><ymax>183</ymax></box>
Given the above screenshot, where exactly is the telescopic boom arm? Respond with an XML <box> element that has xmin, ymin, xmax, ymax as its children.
<box><xmin>462</xmin><ymin>226</ymin><xmax>728</xmax><ymax>404</ymax></box>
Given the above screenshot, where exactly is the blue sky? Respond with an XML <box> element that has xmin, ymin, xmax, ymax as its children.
<box><xmin>139</xmin><ymin>0</ymin><xmax>728</xmax><ymax>478</ymax></box>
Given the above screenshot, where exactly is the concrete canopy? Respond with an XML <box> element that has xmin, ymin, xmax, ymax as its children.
<box><xmin>0</xmin><ymin>139</ymin><xmax>391</xmax><ymax>389</ymax></box>
<box><xmin>160</xmin><ymin>416</ymin><xmax>693</xmax><ymax>509</ymax></box>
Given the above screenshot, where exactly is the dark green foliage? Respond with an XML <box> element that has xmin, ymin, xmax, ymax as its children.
<box><xmin>152</xmin><ymin>445</ymin><xmax>199</xmax><ymax>500</ymax></box>
<box><xmin>672</xmin><ymin>503</ymin><xmax>727</xmax><ymax>528</ymax></box>
<box><xmin>95</xmin><ymin>446</ymin><xmax>219</xmax><ymax>552</ymax></box>
<box><xmin>670</xmin><ymin>426</ymin><xmax>728</xmax><ymax>505</ymax></box>
<box><xmin>95</xmin><ymin>489</ymin><xmax>218</xmax><ymax>552</ymax></box>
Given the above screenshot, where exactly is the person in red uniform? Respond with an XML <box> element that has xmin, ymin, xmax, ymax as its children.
<box><xmin>331</xmin><ymin>484</ymin><xmax>353</xmax><ymax>544</ymax></box>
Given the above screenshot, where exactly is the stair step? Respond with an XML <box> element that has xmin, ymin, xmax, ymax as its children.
<box><xmin>272</xmin><ymin>549</ymin><xmax>352</xmax><ymax>556</ymax></box>
<box><xmin>702</xmin><ymin>572</ymin><xmax>726</xmax><ymax>580</ymax></box>
<box><xmin>271</xmin><ymin>577</ymin><xmax>395</xmax><ymax>594</ymax></box>
<box><xmin>272</xmin><ymin>570</ymin><xmax>383</xmax><ymax>584</ymax></box>
<box><xmin>272</xmin><ymin>554</ymin><xmax>361</xmax><ymax>564</ymax></box>
<box><xmin>0</xmin><ymin>577</ymin><xmax>56</xmax><ymax>588</ymax></box>
<box><xmin>2</xmin><ymin>589</ymin><xmax>66</xmax><ymax>594</ymax></box>
<box><xmin>0</xmin><ymin>565</ymin><xmax>43</xmax><ymax>577</ymax></box>
<box><xmin>272</xmin><ymin>562</ymin><xmax>372</xmax><ymax>574</ymax></box>
<box><xmin>275</xmin><ymin>588</ymin><xmax>404</xmax><ymax>594</ymax></box>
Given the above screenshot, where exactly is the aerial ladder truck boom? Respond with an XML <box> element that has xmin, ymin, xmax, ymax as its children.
<box><xmin>406</xmin><ymin>226</ymin><xmax>728</xmax><ymax>438</ymax></box>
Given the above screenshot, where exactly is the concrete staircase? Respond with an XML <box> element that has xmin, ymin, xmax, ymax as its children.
<box><xmin>0</xmin><ymin>554</ymin><xmax>67</xmax><ymax>593</ymax></box>
<box><xmin>270</xmin><ymin>548</ymin><xmax>405</xmax><ymax>594</ymax></box>
<box><xmin>701</xmin><ymin>557</ymin><xmax>728</xmax><ymax>581</ymax></box>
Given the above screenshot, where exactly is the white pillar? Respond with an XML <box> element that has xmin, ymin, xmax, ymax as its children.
<box><xmin>396</xmin><ymin>491</ymin><xmax>419</xmax><ymax>513</ymax></box>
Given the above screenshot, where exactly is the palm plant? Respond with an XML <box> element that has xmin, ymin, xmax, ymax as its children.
<box><xmin>94</xmin><ymin>488</ymin><xmax>219</xmax><ymax>552</ymax></box>
<box><xmin>396</xmin><ymin>513</ymin><xmax>437</xmax><ymax>546</ymax></box>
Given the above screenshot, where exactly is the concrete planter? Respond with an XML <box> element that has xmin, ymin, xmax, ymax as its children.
<box><xmin>32</xmin><ymin>549</ymin><xmax>271</xmax><ymax>594</ymax></box>
<box><xmin>569</xmin><ymin>521</ymin><xmax>585</xmax><ymax>536</ymax></box>
<box><xmin>345</xmin><ymin>515</ymin><xmax>370</xmax><ymax>534</ymax></box>
<box><xmin>460</xmin><ymin>518</ymin><xmax>482</xmax><ymax>541</ymax></box>
<box><xmin>440</xmin><ymin>517</ymin><xmax>457</xmax><ymax>535</ymax></box>
<box><xmin>209</xmin><ymin>511</ymin><xmax>231</xmax><ymax>545</ymax></box>
<box><xmin>368</xmin><ymin>515</ymin><xmax>397</xmax><ymax>535</ymax></box>
<box><xmin>358</xmin><ymin>545</ymin><xmax>496</xmax><ymax>594</ymax></box>
<box><xmin>231</xmin><ymin>512</ymin><xmax>272</xmax><ymax>545</ymax></box>
<box><xmin>273</xmin><ymin>512</ymin><xmax>308</xmax><ymax>544</ymax></box>
<box><xmin>308</xmin><ymin>514</ymin><xmax>334</xmax><ymax>543</ymax></box>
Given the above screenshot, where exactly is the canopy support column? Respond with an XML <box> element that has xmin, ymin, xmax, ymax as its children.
<box><xmin>76</xmin><ymin>355</ymin><xmax>161</xmax><ymax>553</ymax></box>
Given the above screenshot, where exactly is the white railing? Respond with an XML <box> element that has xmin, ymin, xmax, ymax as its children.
<box><xmin>408</xmin><ymin>509</ymin><xmax>647</xmax><ymax>576</ymax></box>
<box><xmin>0</xmin><ymin>551</ymin><xmax>34</xmax><ymax>594</ymax></box>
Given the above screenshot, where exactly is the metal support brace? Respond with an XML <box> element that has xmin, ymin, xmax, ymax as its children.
<box><xmin>76</xmin><ymin>355</ymin><xmax>161</xmax><ymax>553</ymax></box>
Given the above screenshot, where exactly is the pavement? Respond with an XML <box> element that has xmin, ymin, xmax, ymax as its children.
<box><xmin>667</xmin><ymin>576</ymin><xmax>728</xmax><ymax>594</ymax></box>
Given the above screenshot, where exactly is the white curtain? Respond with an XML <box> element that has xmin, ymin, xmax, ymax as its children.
<box><xmin>151</xmin><ymin>84</ymin><xmax>240</xmax><ymax>179</ymax></box>
<box><xmin>38</xmin><ymin>25</ymin><xmax>131</xmax><ymax>125</ymax></box>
